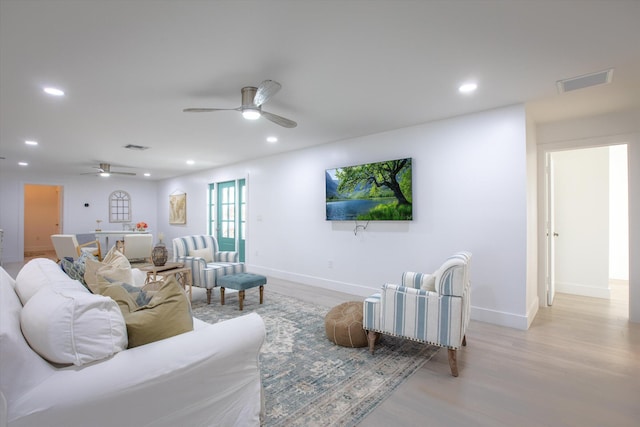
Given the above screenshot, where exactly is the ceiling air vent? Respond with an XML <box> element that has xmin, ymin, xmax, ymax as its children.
<box><xmin>123</xmin><ymin>144</ymin><xmax>150</xmax><ymax>151</ymax></box>
<box><xmin>556</xmin><ymin>68</ymin><xmax>613</xmax><ymax>94</ymax></box>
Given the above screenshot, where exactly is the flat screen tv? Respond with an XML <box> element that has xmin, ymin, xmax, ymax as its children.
<box><xmin>325</xmin><ymin>157</ymin><xmax>412</xmax><ymax>221</ymax></box>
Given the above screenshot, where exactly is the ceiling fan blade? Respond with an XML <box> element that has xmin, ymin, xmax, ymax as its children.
<box><xmin>253</xmin><ymin>80</ymin><xmax>281</xmax><ymax>107</ymax></box>
<box><xmin>112</xmin><ymin>171</ymin><xmax>137</xmax><ymax>176</ymax></box>
<box><xmin>261</xmin><ymin>110</ymin><xmax>297</xmax><ymax>128</ymax></box>
<box><xmin>183</xmin><ymin>107</ymin><xmax>239</xmax><ymax>113</ymax></box>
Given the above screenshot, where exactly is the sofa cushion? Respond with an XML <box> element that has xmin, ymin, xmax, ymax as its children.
<box><xmin>20</xmin><ymin>286</ymin><xmax>128</xmax><ymax>366</ymax></box>
<box><xmin>0</xmin><ymin>269</ymin><xmax>54</xmax><ymax>406</ymax></box>
<box><xmin>190</xmin><ymin>247</ymin><xmax>213</xmax><ymax>262</ymax></box>
<box><xmin>85</xmin><ymin>245</ymin><xmax>134</xmax><ymax>287</ymax></box>
<box><xmin>15</xmin><ymin>258</ymin><xmax>86</xmax><ymax>304</ymax></box>
<box><xmin>97</xmin><ymin>276</ymin><xmax>193</xmax><ymax>348</ymax></box>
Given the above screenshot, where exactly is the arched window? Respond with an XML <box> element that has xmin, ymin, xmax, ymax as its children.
<box><xmin>109</xmin><ymin>190</ymin><xmax>131</xmax><ymax>223</ymax></box>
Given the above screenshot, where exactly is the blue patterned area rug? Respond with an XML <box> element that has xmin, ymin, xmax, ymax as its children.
<box><xmin>191</xmin><ymin>290</ymin><xmax>438</xmax><ymax>427</ymax></box>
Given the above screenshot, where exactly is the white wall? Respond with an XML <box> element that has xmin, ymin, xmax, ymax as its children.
<box><xmin>0</xmin><ymin>104</ymin><xmax>535</xmax><ymax>329</ymax></box>
<box><xmin>0</xmin><ymin>170</ymin><xmax>158</xmax><ymax>262</ymax></box>
<box><xmin>552</xmin><ymin>147</ymin><xmax>610</xmax><ymax>298</ymax></box>
<box><xmin>536</xmin><ymin>109</ymin><xmax>640</xmax><ymax>323</ymax></box>
<box><xmin>610</xmin><ymin>145</ymin><xmax>629</xmax><ymax>281</ymax></box>
<box><xmin>158</xmin><ymin>105</ymin><xmax>532</xmax><ymax>329</ymax></box>
<box><xmin>525</xmin><ymin>115</ymin><xmax>540</xmax><ymax>327</ymax></box>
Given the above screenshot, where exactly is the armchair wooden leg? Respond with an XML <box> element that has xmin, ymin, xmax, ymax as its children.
<box><xmin>367</xmin><ymin>331</ymin><xmax>379</xmax><ymax>354</ymax></box>
<box><xmin>206</xmin><ymin>288</ymin><xmax>212</xmax><ymax>305</ymax></box>
<box><xmin>447</xmin><ymin>349</ymin><xmax>459</xmax><ymax>377</ymax></box>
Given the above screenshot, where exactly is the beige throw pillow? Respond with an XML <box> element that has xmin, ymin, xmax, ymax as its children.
<box><xmin>85</xmin><ymin>245</ymin><xmax>134</xmax><ymax>289</ymax></box>
<box><xmin>189</xmin><ymin>247</ymin><xmax>213</xmax><ymax>263</ymax></box>
<box><xmin>96</xmin><ymin>276</ymin><xmax>193</xmax><ymax>348</ymax></box>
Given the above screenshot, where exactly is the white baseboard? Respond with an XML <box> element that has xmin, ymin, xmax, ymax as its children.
<box><xmin>470</xmin><ymin>306</ymin><xmax>531</xmax><ymax>330</ymax></box>
<box><xmin>555</xmin><ymin>281</ymin><xmax>610</xmax><ymax>299</ymax></box>
<box><xmin>246</xmin><ymin>265</ymin><xmax>375</xmax><ymax>297</ymax></box>
<box><xmin>248</xmin><ymin>264</ymin><xmax>533</xmax><ymax>330</ymax></box>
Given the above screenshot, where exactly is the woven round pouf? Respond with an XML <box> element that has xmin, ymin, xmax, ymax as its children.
<box><xmin>324</xmin><ymin>301</ymin><xmax>368</xmax><ymax>348</ymax></box>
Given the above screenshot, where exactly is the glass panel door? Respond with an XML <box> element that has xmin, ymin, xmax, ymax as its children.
<box><xmin>238</xmin><ymin>179</ymin><xmax>246</xmax><ymax>262</ymax></box>
<box><xmin>217</xmin><ymin>181</ymin><xmax>236</xmax><ymax>252</ymax></box>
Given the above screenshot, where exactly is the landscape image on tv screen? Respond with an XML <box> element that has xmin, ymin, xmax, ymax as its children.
<box><xmin>325</xmin><ymin>157</ymin><xmax>412</xmax><ymax>221</ymax></box>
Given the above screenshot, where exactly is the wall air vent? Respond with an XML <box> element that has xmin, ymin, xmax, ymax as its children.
<box><xmin>556</xmin><ymin>68</ymin><xmax>613</xmax><ymax>94</ymax></box>
<box><xmin>123</xmin><ymin>144</ymin><xmax>150</xmax><ymax>151</ymax></box>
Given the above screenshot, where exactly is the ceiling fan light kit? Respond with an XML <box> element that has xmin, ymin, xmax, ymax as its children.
<box><xmin>242</xmin><ymin>108</ymin><xmax>261</xmax><ymax>120</ymax></box>
<box><xmin>184</xmin><ymin>80</ymin><xmax>297</xmax><ymax>128</ymax></box>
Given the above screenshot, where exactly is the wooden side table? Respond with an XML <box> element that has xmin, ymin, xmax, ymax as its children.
<box><xmin>141</xmin><ymin>263</ymin><xmax>193</xmax><ymax>301</ymax></box>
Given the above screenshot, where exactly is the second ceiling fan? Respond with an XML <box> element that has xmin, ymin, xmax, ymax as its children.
<box><xmin>183</xmin><ymin>80</ymin><xmax>297</xmax><ymax>128</ymax></box>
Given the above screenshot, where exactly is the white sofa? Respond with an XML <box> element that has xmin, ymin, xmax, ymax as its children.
<box><xmin>0</xmin><ymin>259</ymin><xmax>266</xmax><ymax>427</ymax></box>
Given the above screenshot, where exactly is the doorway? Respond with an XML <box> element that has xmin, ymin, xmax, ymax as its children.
<box><xmin>545</xmin><ymin>145</ymin><xmax>629</xmax><ymax>307</ymax></box>
<box><xmin>24</xmin><ymin>184</ymin><xmax>62</xmax><ymax>256</ymax></box>
<box><xmin>208</xmin><ymin>179</ymin><xmax>246</xmax><ymax>261</ymax></box>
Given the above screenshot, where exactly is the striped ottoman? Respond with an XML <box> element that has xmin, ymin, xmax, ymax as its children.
<box><xmin>218</xmin><ymin>273</ymin><xmax>267</xmax><ymax>311</ymax></box>
<box><xmin>324</xmin><ymin>301</ymin><xmax>368</xmax><ymax>348</ymax></box>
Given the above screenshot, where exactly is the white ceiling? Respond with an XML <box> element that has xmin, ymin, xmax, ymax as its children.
<box><xmin>1</xmin><ymin>0</ymin><xmax>639</xmax><ymax>180</ymax></box>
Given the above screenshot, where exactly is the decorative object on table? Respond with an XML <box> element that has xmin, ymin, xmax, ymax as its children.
<box><xmin>151</xmin><ymin>242</ymin><xmax>169</xmax><ymax>267</ymax></box>
<box><xmin>95</xmin><ymin>219</ymin><xmax>102</xmax><ymax>232</ymax></box>
<box><xmin>169</xmin><ymin>192</ymin><xmax>186</xmax><ymax>224</ymax></box>
<box><xmin>190</xmin><ymin>292</ymin><xmax>437</xmax><ymax>427</ymax></box>
<box><xmin>135</xmin><ymin>221</ymin><xmax>148</xmax><ymax>232</ymax></box>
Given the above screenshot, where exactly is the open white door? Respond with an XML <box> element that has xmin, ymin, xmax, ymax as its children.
<box><xmin>546</xmin><ymin>153</ymin><xmax>556</xmax><ymax>306</ymax></box>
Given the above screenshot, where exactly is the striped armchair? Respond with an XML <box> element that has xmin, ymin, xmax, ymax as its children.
<box><xmin>363</xmin><ymin>252</ymin><xmax>472</xmax><ymax>376</ymax></box>
<box><xmin>172</xmin><ymin>235</ymin><xmax>245</xmax><ymax>304</ymax></box>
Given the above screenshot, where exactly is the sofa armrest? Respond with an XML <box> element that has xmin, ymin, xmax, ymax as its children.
<box><xmin>383</xmin><ymin>283</ymin><xmax>432</xmax><ymax>297</ymax></box>
<box><xmin>8</xmin><ymin>313</ymin><xmax>266</xmax><ymax>427</ymax></box>
<box><xmin>215</xmin><ymin>251</ymin><xmax>239</xmax><ymax>263</ymax></box>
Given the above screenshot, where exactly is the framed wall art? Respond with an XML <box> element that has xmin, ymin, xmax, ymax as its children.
<box><xmin>169</xmin><ymin>192</ymin><xmax>186</xmax><ymax>224</ymax></box>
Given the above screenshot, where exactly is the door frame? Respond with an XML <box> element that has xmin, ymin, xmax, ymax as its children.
<box><xmin>537</xmin><ymin>135</ymin><xmax>632</xmax><ymax>312</ymax></box>
<box><xmin>544</xmin><ymin>152</ymin><xmax>556</xmax><ymax>305</ymax></box>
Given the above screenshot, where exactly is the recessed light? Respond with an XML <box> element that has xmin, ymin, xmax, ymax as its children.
<box><xmin>25</xmin><ymin>140</ymin><xmax>38</xmax><ymax>146</ymax></box>
<box><xmin>458</xmin><ymin>82</ymin><xmax>478</xmax><ymax>94</ymax></box>
<box><xmin>186</xmin><ymin>160</ymin><xmax>195</xmax><ymax>165</ymax></box>
<box><xmin>267</xmin><ymin>136</ymin><xmax>278</xmax><ymax>143</ymax></box>
<box><xmin>144</xmin><ymin>173</ymin><xmax>151</xmax><ymax>177</ymax></box>
<box><xmin>18</xmin><ymin>162</ymin><xmax>28</xmax><ymax>166</ymax></box>
<box><xmin>43</xmin><ymin>87</ymin><xmax>65</xmax><ymax>96</ymax></box>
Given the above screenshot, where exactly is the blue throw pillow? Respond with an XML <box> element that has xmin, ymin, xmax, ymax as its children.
<box><xmin>60</xmin><ymin>251</ymin><xmax>97</xmax><ymax>289</ymax></box>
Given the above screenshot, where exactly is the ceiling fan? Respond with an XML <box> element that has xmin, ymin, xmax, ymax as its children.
<box><xmin>85</xmin><ymin>163</ymin><xmax>136</xmax><ymax>177</ymax></box>
<box><xmin>183</xmin><ymin>80</ymin><xmax>297</xmax><ymax>128</ymax></box>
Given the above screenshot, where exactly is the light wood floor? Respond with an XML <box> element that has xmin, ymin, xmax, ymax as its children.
<box><xmin>265</xmin><ymin>278</ymin><xmax>639</xmax><ymax>427</ymax></box>
<box><xmin>5</xmin><ymin>258</ymin><xmax>638</xmax><ymax>426</ymax></box>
